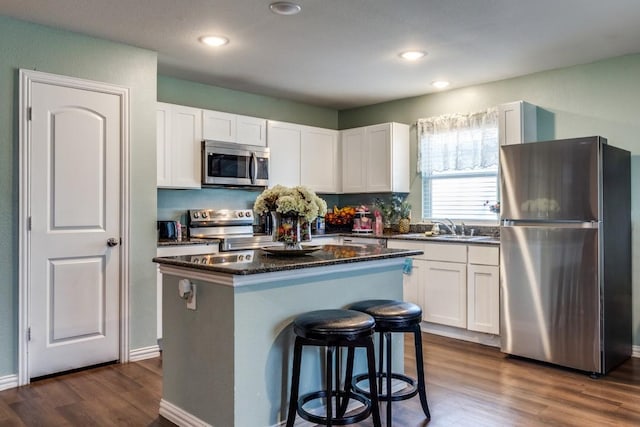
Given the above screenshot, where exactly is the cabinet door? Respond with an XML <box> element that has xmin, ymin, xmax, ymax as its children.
<box><xmin>423</xmin><ymin>261</ymin><xmax>467</xmax><ymax>328</ymax></box>
<box><xmin>237</xmin><ymin>115</ymin><xmax>267</xmax><ymax>146</ymax></box>
<box><xmin>467</xmin><ymin>264</ymin><xmax>499</xmax><ymax>334</ymax></box>
<box><xmin>301</xmin><ymin>127</ymin><xmax>339</xmax><ymax>193</ymax></box>
<box><xmin>202</xmin><ymin>109</ymin><xmax>236</xmax><ymax>142</ymax></box>
<box><xmin>341</xmin><ymin>128</ymin><xmax>367</xmax><ymax>193</ymax></box>
<box><xmin>171</xmin><ymin>105</ymin><xmax>202</xmax><ymax>189</ymax></box>
<box><xmin>156</xmin><ymin>102</ymin><xmax>172</xmax><ymax>187</ymax></box>
<box><xmin>498</xmin><ymin>101</ymin><xmax>537</xmax><ymax>145</ymax></box>
<box><xmin>267</xmin><ymin>121</ymin><xmax>302</xmax><ymax>187</ymax></box>
<box><xmin>366</xmin><ymin>123</ymin><xmax>392</xmax><ymax>192</ymax></box>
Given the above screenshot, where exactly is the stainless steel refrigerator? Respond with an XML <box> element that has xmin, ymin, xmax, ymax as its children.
<box><xmin>499</xmin><ymin>136</ymin><xmax>631</xmax><ymax>375</ymax></box>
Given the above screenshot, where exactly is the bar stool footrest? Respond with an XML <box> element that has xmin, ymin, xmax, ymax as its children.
<box><xmin>352</xmin><ymin>372</ymin><xmax>419</xmax><ymax>402</ymax></box>
<box><xmin>298</xmin><ymin>389</ymin><xmax>372</xmax><ymax>425</ymax></box>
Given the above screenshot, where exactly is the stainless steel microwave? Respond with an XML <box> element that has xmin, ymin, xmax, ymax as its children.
<box><xmin>202</xmin><ymin>140</ymin><xmax>269</xmax><ymax>187</ymax></box>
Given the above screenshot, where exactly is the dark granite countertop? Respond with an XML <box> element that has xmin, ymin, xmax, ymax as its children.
<box><xmin>332</xmin><ymin>232</ymin><xmax>500</xmax><ymax>246</ymax></box>
<box><xmin>153</xmin><ymin>244</ymin><xmax>422</xmax><ymax>276</ymax></box>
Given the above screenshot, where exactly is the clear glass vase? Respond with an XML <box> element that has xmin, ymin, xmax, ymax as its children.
<box><xmin>271</xmin><ymin>212</ymin><xmax>311</xmax><ymax>249</ymax></box>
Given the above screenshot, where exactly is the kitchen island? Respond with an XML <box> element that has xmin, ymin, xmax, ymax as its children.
<box><xmin>154</xmin><ymin>244</ymin><xmax>422</xmax><ymax>427</ymax></box>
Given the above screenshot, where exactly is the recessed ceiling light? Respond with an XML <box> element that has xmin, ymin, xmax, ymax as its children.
<box><xmin>199</xmin><ymin>35</ymin><xmax>229</xmax><ymax>47</ymax></box>
<box><xmin>400</xmin><ymin>51</ymin><xmax>426</xmax><ymax>61</ymax></box>
<box><xmin>432</xmin><ymin>80</ymin><xmax>451</xmax><ymax>89</ymax></box>
<box><xmin>269</xmin><ymin>1</ymin><xmax>302</xmax><ymax>15</ymax></box>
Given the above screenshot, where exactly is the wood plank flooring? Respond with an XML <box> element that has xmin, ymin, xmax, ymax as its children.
<box><xmin>1</xmin><ymin>333</ymin><xmax>639</xmax><ymax>426</ymax></box>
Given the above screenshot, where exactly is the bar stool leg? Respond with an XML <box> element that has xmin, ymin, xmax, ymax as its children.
<box><xmin>413</xmin><ymin>324</ymin><xmax>431</xmax><ymax>420</ymax></box>
<box><xmin>365</xmin><ymin>338</ymin><xmax>382</xmax><ymax>427</ymax></box>
<box><xmin>384</xmin><ymin>331</ymin><xmax>393</xmax><ymax>426</ymax></box>
<box><xmin>338</xmin><ymin>347</ymin><xmax>355</xmax><ymax>417</ymax></box>
<box><xmin>326</xmin><ymin>346</ymin><xmax>334</xmax><ymax>427</ymax></box>
<box><xmin>286</xmin><ymin>338</ymin><xmax>303</xmax><ymax>427</ymax></box>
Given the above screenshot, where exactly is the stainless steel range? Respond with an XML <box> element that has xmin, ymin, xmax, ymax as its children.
<box><xmin>188</xmin><ymin>209</ymin><xmax>278</xmax><ymax>251</ymax></box>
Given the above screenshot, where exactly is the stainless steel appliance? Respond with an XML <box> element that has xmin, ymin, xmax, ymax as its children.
<box><xmin>500</xmin><ymin>136</ymin><xmax>631</xmax><ymax>375</ymax></box>
<box><xmin>188</xmin><ymin>208</ymin><xmax>279</xmax><ymax>251</ymax></box>
<box><xmin>202</xmin><ymin>140</ymin><xmax>269</xmax><ymax>187</ymax></box>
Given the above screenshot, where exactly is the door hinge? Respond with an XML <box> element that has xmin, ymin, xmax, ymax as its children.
<box><xmin>27</xmin><ymin>107</ymin><xmax>32</xmax><ymax>121</ymax></box>
<box><xmin>27</xmin><ymin>327</ymin><xmax>31</xmax><ymax>341</ymax></box>
<box><xmin>27</xmin><ymin>216</ymin><xmax>32</xmax><ymax>231</ymax></box>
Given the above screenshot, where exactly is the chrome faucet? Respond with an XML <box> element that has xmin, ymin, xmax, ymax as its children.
<box><xmin>432</xmin><ymin>219</ymin><xmax>457</xmax><ymax>235</ymax></box>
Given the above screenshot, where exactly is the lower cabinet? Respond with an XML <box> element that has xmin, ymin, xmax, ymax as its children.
<box><xmin>387</xmin><ymin>240</ymin><xmax>500</xmax><ymax>335</ymax></box>
<box><xmin>423</xmin><ymin>260</ymin><xmax>467</xmax><ymax>328</ymax></box>
<box><xmin>467</xmin><ymin>246</ymin><xmax>500</xmax><ymax>334</ymax></box>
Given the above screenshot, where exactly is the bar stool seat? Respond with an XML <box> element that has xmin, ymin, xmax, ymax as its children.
<box><xmin>286</xmin><ymin>309</ymin><xmax>382</xmax><ymax>427</ymax></box>
<box><xmin>347</xmin><ymin>299</ymin><xmax>431</xmax><ymax>426</ymax></box>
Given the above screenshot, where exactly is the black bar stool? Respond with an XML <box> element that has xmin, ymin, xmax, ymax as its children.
<box><xmin>286</xmin><ymin>309</ymin><xmax>382</xmax><ymax>427</ymax></box>
<box><xmin>347</xmin><ymin>299</ymin><xmax>431</xmax><ymax>426</ymax></box>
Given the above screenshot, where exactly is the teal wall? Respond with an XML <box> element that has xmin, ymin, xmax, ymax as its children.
<box><xmin>339</xmin><ymin>53</ymin><xmax>640</xmax><ymax>347</ymax></box>
<box><xmin>158</xmin><ymin>75</ymin><xmax>338</xmax><ymax>129</ymax></box>
<box><xmin>0</xmin><ymin>17</ymin><xmax>158</xmax><ymax>376</ymax></box>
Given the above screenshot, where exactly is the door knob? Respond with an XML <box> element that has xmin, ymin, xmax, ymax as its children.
<box><xmin>107</xmin><ymin>238</ymin><xmax>119</xmax><ymax>247</ymax></box>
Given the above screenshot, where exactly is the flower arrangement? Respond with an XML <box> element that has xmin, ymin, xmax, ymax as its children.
<box><xmin>253</xmin><ymin>185</ymin><xmax>327</xmax><ymax>221</ymax></box>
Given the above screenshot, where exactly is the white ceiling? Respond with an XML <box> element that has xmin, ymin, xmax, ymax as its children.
<box><xmin>3</xmin><ymin>0</ymin><xmax>640</xmax><ymax>109</ymax></box>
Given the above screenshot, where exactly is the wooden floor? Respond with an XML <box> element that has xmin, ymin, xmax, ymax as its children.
<box><xmin>1</xmin><ymin>333</ymin><xmax>639</xmax><ymax>426</ymax></box>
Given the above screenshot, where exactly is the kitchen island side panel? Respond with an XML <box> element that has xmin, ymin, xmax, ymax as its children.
<box><xmin>162</xmin><ymin>274</ymin><xmax>235</xmax><ymax>427</ymax></box>
<box><xmin>233</xmin><ymin>265</ymin><xmax>403</xmax><ymax>426</ymax></box>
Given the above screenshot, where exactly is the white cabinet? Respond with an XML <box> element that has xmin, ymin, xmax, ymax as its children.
<box><xmin>387</xmin><ymin>239</ymin><xmax>500</xmax><ymax>335</ymax></box>
<box><xmin>267</xmin><ymin>121</ymin><xmax>302</xmax><ymax>187</ymax></box>
<box><xmin>423</xmin><ymin>260</ymin><xmax>467</xmax><ymax>328</ymax></box>
<box><xmin>467</xmin><ymin>245</ymin><xmax>500</xmax><ymax>334</ymax></box>
<box><xmin>498</xmin><ymin>101</ymin><xmax>537</xmax><ymax>145</ymax></box>
<box><xmin>341</xmin><ymin>122</ymin><xmax>409</xmax><ymax>193</ymax></box>
<box><xmin>301</xmin><ymin>127</ymin><xmax>340</xmax><ymax>193</ymax></box>
<box><xmin>267</xmin><ymin>120</ymin><xmax>340</xmax><ymax>192</ymax></box>
<box><xmin>156</xmin><ymin>102</ymin><xmax>202</xmax><ymax>189</ymax></box>
<box><xmin>202</xmin><ymin>109</ymin><xmax>267</xmax><ymax>146</ymax></box>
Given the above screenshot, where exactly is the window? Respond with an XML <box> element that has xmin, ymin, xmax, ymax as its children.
<box><xmin>417</xmin><ymin>108</ymin><xmax>499</xmax><ymax>221</ymax></box>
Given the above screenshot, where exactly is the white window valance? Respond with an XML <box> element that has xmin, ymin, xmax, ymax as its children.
<box><xmin>417</xmin><ymin>107</ymin><xmax>499</xmax><ymax>175</ymax></box>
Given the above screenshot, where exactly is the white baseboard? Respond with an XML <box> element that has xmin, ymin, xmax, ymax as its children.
<box><xmin>421</xmin><ymin>322</ymin><xmax>501</xmax><ymax>348</ymax></box>
<box><xmin>129</xmin><ymin>345</ymin><xmax>160</xmax><ymax>362</ymax></box>
<box><xmin>159</xmin><ymin>399</ymin><xmax>211</xmax><ymax>427</ymax></box>
<box><xmin>0</xmin><ymin>374</ymin><xmax>19</xmax><ymax>391</ymax></box>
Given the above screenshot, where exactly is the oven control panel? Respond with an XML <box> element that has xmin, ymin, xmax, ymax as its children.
<box><xmin>189</xmin><ymin>209</ymin><xmax>253</xmax><ymax>225</ymax></box>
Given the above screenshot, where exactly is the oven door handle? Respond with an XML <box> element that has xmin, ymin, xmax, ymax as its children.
<box><xmin>249</xmin><ymin>152</ymin><xmax>256</xmax><ymax>185</ymax></box>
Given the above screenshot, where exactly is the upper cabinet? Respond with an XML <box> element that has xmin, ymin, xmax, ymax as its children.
<box><xmin>301</xmin><ymin>127</ymin><xmax>340</xmax><ymax>193</ymax></box>
<box><xmin>202</xmin><ymin>109</ymin><xmax>267</xmax><ymax>146</ymax></box>
<box><xmin>156</xmin><ymin>102</ymin><xmax>202</xmax><ymax>189</ymax></box>
<box><xmin>267</xmin><ymin>121</ymin><xmax>302</xmax><ymax>188</ymax></box>
<box><xmin>498</xmin><ymin>101</ymin><xmax>537</xmax><ymax>145</ymax></box>
<box><xmin>267</xmin><ymin>120</ymin><xmax>340</xmax><ymax>193</ymax></box>
<box><xmin>341</xmin><ymin>122</ymin><xmax>410</xmax><ymax>193</ymax></box>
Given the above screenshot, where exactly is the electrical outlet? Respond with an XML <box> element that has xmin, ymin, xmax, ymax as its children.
<box><xmin>186</xmin><ymin>284</ymin><xmax>197</xmax><ymax>310</ymax></box>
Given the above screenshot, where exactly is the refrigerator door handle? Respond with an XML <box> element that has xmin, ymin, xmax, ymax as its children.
<box><xmin>502</xmin><ymin>220</ymin><xmax>599</xmax><ymax>228</ymax></box>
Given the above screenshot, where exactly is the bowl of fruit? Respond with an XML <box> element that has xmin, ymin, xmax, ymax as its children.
<box><xmin>324</xmin><ymin>206</ymin><xmax>356</xmax><ymax>232</ymax></box>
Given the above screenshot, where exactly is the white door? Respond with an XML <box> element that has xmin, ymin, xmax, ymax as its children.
<box><xmin>267</xmin><ymin>121</ymin><xmax>302</xmax><ymax>187</ymax></box>
<box><xmin>28</xmin><ymin>80</ymin><xmax>122</xmax><ymax>378</ymax></box>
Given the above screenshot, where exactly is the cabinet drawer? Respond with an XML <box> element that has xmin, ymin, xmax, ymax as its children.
<box><xmin>468</xmin><ymin>245</ymin><xmax>499</xmax><ymax>266</ymax></box>
<box><xmin>388</xmin><ymin>240</ymin><xmax>467</xmax><ymax>263</ymax></box>
<box><xmin>157</xmin><ymin>244</ymin><xmax>219</xmax><ymax>257</ymax></box>
<box><xmin>423</xmin><ymin>243</ymin><xmax>467</xmax><ymax>263</ymax></box>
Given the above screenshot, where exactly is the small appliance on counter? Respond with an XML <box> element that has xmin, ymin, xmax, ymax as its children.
<box><xmin>157</xmin><ymin>220</ymin><xmax>179</xmax><ymax>241</ymax></box>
